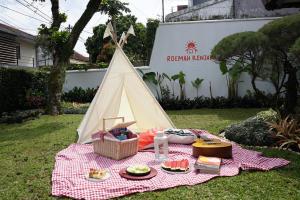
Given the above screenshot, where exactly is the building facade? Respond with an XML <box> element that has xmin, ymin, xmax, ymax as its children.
<box><xmin>166</xmin><ymin>0</ymin><xmax>300</xmax><ymax>22</ymax></box>
<box><xmin>0</xmin><ymin>23</ymin><xmax>88</xmax><ymax>68</ymax></box>
<box><xmin>0</xmin><ymin>23</ymin><xmax>37</xmax><ymax>67</ymax></box>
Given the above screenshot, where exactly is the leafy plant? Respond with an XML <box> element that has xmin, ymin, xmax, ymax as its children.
<box><xmin>62</xmin><ymin>87</ymin><xmax>97</xmax><ymax>103</ymax></box>
<box><xmin>156</xmin><ymin>73</ymin><xmax>165</xmax><ymax>100</ymax></box>
<box><xmin>268</xmin><ymin>116</ymin><xmax>300</xmax><ymax>151</ymax></box>
<box><xmin>171</xmin><ymin>74</ymin><xmax>178</xmax><ymax>98</ymax></box>
<box><xmin>140</xmin><ymin>71</ymin><xmax>159</xmax><ymax>98</ymax></box>
<box><xmin>172</xmin><ymin>71</ymin><xmax>186</xmax><ymax>100</ymax></box>
<box><xmin>191</xmin><ymin>78</ymin><xmax>204</xmax><ymax>97</ymax></box>
<box><xmin>219</xmin><ymin>60</ymin><xmax>245</xmax><ymax>99</ymax></box>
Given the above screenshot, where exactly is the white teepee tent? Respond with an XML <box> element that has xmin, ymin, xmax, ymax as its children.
<box><xmin>77</xmin><ymin>38</ymin><xmax>175</xmax><ymax>143</ymax></box>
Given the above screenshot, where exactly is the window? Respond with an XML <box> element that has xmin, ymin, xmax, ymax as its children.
<box><xmin>16</xmin><ymin>45</ymin><xmax>20</xmax><ymax>59</ymax></box>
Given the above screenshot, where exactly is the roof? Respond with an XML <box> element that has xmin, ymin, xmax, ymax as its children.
<box><xmin>71</xmin><ymin>51</ymin><xmax>89</xmax><ymax>62</ymax></box>
<box><xmin>0</xmin><ymin>23</ymin><xmax>35</xmax><ymax>43</ymax></box>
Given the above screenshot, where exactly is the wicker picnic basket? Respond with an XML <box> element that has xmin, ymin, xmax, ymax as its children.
<box><xmin>93</xmin><ymin>117</ymin><xmax>138</xmax><ymax>160</ymax></box>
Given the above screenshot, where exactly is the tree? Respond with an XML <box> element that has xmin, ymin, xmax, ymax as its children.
<box><xmin>85</xmin><ymin>17</ymin><xmax>159</xmax><ymax>66</ymax></box>
<box><xmin>85</xmin><ymin>24</ymin><xmax>107</xmax><ymax>63</ymax></box>
<box><xmin>85</xmin><ymin>14</ymin><xmax>147</xmax><ymax>66</ymax></box>
<box><xmin>115</xmin><ymin>15</ymin><xmax>146</xmax><ymax>65</ymax></box>
<box><xmin>211</xmin><ymin>31</ymin><xmax>270</xmax><ymax>100</ymax></box>
<box><xmin>259</xmin><ymin>13</ymin><xmax>300</xmax><ymax>114</ymax></box>
<box><xmin>291</xmin><ymin>37</ymin><xmax>300</xmax><ymax>63</ymax></box>
<box><xmin>145</xmin><ymin>19</ymin><xmax>160</xmax><ymax>65</ymax></box>
<box><xmin>191</xmin><ymin>78</ymin><xmax>204</xmax><ymax>98</ymax></box>
<box><xmin>37</xmin><ymin>0</ymin><xmax>129</xmax><ymax>115</ymax></box>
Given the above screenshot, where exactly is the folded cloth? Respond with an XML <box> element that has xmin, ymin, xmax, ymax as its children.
<box><xmin>138</xmin><ymin>129</ymin><xmax>158</xmax><ymax>150</ymax></box>
<box><xmin>109</xmin><ymin>128</ymin><xmax>136</xmax><ymax>140</ymax></box>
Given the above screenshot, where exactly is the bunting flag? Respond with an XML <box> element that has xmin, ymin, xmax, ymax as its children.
<box><xmin>127</xmin><ymin>25</ymin><xmax>135</xmax><ymax>36</ymax></box>
<box><xmin>118</xmin><ymin>32</ymin><xmax>126</xmax><ymax>45</ymax></box>
<box><xmin>103</xmin><ymin>22</ymin><xmax>114</xmax><ymax>39</ymax></box>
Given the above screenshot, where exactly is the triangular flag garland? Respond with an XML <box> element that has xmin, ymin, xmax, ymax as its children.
<box><xmin>127</xmin><ymin>25</ymin><xmax>135</xmax><ymax>36</ymax></box>
<box><xmin>103</xmin><ymin>22</ymin><xmax>113</xmax><ymax>39</ymax></box>
<box><xmin>119</xmin><ymin>32</ymin><xmax>126</xmax><ymax>45</ymax></box>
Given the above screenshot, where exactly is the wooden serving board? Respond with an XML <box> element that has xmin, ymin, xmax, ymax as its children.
<box><xmin>192</xmin><ymin>139</ymin><xmax>232</xmax><ymax>158</ymax></box>
<box><xmin>119</xmin><ymin>167</ymin><xmax>157</xmax><ymax>180</ymax></box>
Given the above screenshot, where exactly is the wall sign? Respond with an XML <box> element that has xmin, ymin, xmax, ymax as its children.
<box><xmin>166</xmin><ymin>41</ymin><xmax>213</xmax><ymax>62</ymax></box>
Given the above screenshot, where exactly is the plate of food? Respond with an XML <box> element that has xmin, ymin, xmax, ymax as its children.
<box><xmin>161</xmin><ymin>159</ymin><xmax>191</xmax><ymax>174</ymax></box>
<box><xmin>126</xmin><ymin>165</ymin><xmax>151</xmax><ymax>176</ymax></box>
<box><xmin>85</xmin><ymin>168</ymin><xmax>110</xmax><ymax>182</ymax></box>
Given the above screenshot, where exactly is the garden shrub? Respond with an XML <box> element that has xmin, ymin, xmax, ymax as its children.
<box><xmin>0</xmin><ymin>109</ymin><xmax>43</xmax><ymax>124</ymax></box>
<box><xmin>223</xmin><ymin>109</ymin><xmax>278</xmax><ymax>146</ymax></box>
<box><xmin>0</xmin><ymin>67</ymin><xmax>48</xmax><ymax>114</ymax></box>
<box><xmin>159</xmin><ymin>96</ymin><xmax>273</xmax><ymax>110</ymax></box>
<box><xmin>62</xmin><ymin>87</ymin><xmax>97</xmax><ymax>103</ymax></box>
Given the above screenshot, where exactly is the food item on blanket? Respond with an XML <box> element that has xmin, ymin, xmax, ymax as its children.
<box><xmin>89</xmin><ymin>168</ymin><xmax>108</xmax><ymax>179</ymax></box>
<box><xmin>126</xmin><ymin>165</ymin><xmax>151</xmax><ymax>176</ymax></box>
<box><xmin>161</xmin><ymin>159</ymin><xmax>189</xmax><ymax>172</ymax></box>
<box><xmin>194</xmin><ymin>156</ymin><xmax>221</xmax><ymax>174</ymax></box>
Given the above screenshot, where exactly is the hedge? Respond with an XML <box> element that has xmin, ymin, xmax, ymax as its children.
<box><xmin>62</xmin><ymin>86</ymin><xmax>274</xmax><ymax>109</ymax></box>
<box><xmin>0</xmin><ymin>67</ymin><xmax>48</xmax><ymax>114</ymax></box>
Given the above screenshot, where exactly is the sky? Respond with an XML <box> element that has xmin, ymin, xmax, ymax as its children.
<box><xmin>0</xmin><ymin>0</ymin><xmax>188</xmax><ymax>57</ymax></box>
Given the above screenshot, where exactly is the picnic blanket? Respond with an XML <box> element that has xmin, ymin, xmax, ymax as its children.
<box><xmin>52</xmin><ymin>130</ymin><xmax>289</xmax><ymax>200</ymax></box>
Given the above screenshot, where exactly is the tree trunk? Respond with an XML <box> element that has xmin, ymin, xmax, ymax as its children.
<box><xmin>47</xmin><ymin>54</ymin><xmax>69</xmax><ymax>115</ymax></box>
<box><xmin>250</xmin><ymin>73</ymin><xmax>269</xmax><ymax>102</ymax></box>
<box><xmin>284</xmin><ymin>62</ymin><xmax>298</xmax><ymax>115</ymax></box>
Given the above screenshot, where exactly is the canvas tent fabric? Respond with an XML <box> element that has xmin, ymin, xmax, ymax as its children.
<box><xmin>77</xmin><ymin>46</ymin><xmax>175</xmax><ymax>143</ymax></box>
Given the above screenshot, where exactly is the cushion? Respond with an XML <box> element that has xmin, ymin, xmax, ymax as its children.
<box><xmin>164</xmin><ymin>129</ymin><xmax>196</xmax><ymax>144</ymax></box>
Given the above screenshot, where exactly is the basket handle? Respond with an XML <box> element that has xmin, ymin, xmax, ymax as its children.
<box><xmin>103</xmin><ymin>117</ymin><xmax>125</xmax><ymax>131</ymax></box>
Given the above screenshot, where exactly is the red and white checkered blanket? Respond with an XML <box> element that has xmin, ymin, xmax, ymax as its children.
<box><xmin>52</xmin><ymin>131</ymin><xmax>289</xmax><ymax>200</ymax></box>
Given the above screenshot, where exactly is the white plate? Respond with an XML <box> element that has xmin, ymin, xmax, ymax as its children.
<box><xmin>161</xmin><ymin>165</ymin><xmax>192</xmax><ymax>174</ymax></box>
<box><xmin>85</xmin><ymin>170</ymin><xmax>111</xmax><ymax>182</ymax></box>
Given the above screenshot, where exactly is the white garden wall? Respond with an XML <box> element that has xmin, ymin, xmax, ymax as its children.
<box><xmin>63</xmin><ymin>67</ymin><xmax>151</xmax><ymax>92</ymax></box>
<box><xmin>149</xmin><ymin>17</ymin><xmax>277</xmax><ymax>99</ymax></box>
<box><xmin>63</xmin><ymin>18</ymin><xmax>278</xmax><ymax>99</ymax></box>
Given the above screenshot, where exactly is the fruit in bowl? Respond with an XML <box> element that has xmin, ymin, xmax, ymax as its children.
<box><xmin>126</xmin><ymin>165</ymin><xmax>151</xmax><ymax>176</ymax></box>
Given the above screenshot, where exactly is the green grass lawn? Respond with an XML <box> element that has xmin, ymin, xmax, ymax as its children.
<box><xmin>0</xmin><ymin>108</ymin><xmax>299</xmax><ymax>200</ymax></box>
